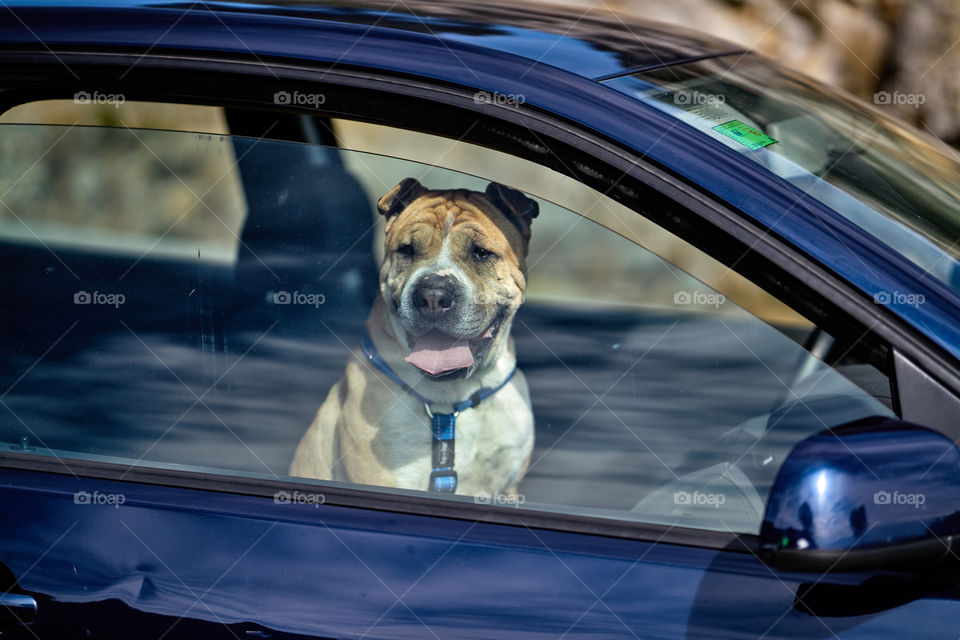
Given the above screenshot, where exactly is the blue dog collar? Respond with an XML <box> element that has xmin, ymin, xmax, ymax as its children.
<box><xmin>360</xmin><ymin>333</ymin><xmax>516</xmax><ymax>493</ymax></box>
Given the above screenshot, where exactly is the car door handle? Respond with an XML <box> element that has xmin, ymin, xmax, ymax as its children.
<box><xmin>0</xmin><ymin>593</ymin><xmax>38</xmax><ymax>626</ymax></box>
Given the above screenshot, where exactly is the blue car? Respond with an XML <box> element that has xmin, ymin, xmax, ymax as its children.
<box><xmin>1</xmin><ymin>1</ymin><xmax>959</xmax><ymax>637</ymax></box>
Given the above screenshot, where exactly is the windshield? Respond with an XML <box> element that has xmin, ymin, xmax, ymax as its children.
<box><xmin>604</xmin><ymin>53</ymin><xmax>960</xmax><ymax>294</ymax></box>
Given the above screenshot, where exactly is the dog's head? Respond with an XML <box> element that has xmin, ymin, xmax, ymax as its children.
<box><xmin>377</xmin><ymin>178</ymin><xmax>538</xmax><ymax>379</ymax></box>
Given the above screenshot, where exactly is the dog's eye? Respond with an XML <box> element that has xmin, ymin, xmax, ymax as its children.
<box><xmin>472</xmin><ymin>245</ymin><xmax>496</xmax><ymax>260</ymax></box>
<box><xmin>397</xmin><ymin>243</ymin><xmax>415</xmax><ymax>257</ymax></box>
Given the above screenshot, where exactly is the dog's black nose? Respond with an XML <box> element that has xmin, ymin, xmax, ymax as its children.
<box><xmin>414</xmin><ymin>274</ymin><xmax>457</xmax><ymax>318</ymax></box>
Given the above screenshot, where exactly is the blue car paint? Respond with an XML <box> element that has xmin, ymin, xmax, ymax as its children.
<box><xmin>3</xmin><ymin>1</ymin><xmax>960</xmax><ymax>363</ymax></box>
<box><xmin>0</xmin><ymin>2</ymin><xmax>958</xmax><ymax>637</ymax></box>
<box><xmin>762</xmin><ymin>417</ymin><xmax>960</xmax><ymax>552</ymax></box>
<box><xmin>3</xmin><ymin>468</ymin><xmax>958</xmax><ymax>638</ymax></box>
<box><xmin>5</xmin><ymin>0</ymin><xmax>745</xmax><ymax>80</ymax></box>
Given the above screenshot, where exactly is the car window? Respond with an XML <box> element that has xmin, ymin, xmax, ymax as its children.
<box><xmin>0</xmin><ymin>98</ymin><xmax>231</xmax><ymax>134</ymax></box>
<box><xmin>0</xmin><ymin>100</ymin><xmax>244</xmax><ymax>262</ymax></box>
<box><xmin>0</xmin><ymin>120</ymin><xmax>894</xmax><ymax>535</ymax></box>
<box><xmin>333</xmin><ymin>118</ymin><xmax>810</xmax><ymax>327</ymax></box>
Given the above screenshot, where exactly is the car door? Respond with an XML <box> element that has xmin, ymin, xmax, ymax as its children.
<box><xmin>0</xmin><ymin>63</ymin><xmax>958</xmax><ymax>640</ymax></box>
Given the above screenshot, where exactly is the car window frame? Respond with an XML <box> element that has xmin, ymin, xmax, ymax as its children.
<box><xmin>0</xmin><ymin>48</ymin><xmax>955</xmax><ymax>552</ymax></box>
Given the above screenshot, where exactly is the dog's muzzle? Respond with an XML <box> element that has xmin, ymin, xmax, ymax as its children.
<box><xmin>400</xmin><ymin>273</ymin><xmax>503</xmax><ymax>377</ymax></box>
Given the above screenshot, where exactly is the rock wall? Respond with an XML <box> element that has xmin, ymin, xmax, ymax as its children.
<box><xmin>534</xmin><ymin>0</ymin><xmax>960</xmax><ymax>145</ymax></box>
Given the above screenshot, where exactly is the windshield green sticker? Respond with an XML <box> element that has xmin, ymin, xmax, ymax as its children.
<box><xmin>713</xmin><ymin>120</ymin><xmax>778</xmax><ymax>150</ymax></box>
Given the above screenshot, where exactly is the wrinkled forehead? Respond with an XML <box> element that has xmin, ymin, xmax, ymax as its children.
<box><xmin>388</xmin><ymin>191</ymin><xmax>525</xmax><ymax>251</ymax></box>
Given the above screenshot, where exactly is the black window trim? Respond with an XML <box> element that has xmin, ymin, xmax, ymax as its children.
<box><xmin>0</xmin><ymin>47</ymin><xmax>957</xmax><ymax>552</ymax></box>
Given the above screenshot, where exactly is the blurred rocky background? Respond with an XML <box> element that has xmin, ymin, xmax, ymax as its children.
<box><xmin>535</xmin><ymin>0</ymin><xmax>960</xmax><ymax>147</ymax></box>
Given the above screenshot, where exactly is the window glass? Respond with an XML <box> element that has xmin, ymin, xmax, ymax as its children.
<box><xmin>0</xmin><ymin>122</ymin><xmax>893</xmax><ymax>534</ymax></box>
<box><xmin>0</xmin><ymin>99</ymin><xmax>230</xmax><ymax>134</ymax></box>
<box><xmin>333</xmin><ymin>118</ymin><xmax>811</xmax><ymax>327</ymax></box>
<box><xmin>0</xmin><ymin>123</ymin><xmax>245</xmax><ymax>263</ymax></box>
<box><xmin>603</xmin><ymin>54</ymin><xmax>960</xmax><ymax>293</ymax></box>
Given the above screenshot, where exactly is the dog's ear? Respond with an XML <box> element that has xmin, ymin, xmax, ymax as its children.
<box><xmin>378</xmin><ymin>178</ymin><xmax>426</xmax><ymax>230</ymax></box>
<box><xmin>485</xmin><ymin>182</ymin><xmax>539</xmax><ymax>241</ymax></box>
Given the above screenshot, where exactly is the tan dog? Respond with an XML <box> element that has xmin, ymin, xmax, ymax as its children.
<box><xmin>290</xmin><ymin>178</ymin><xmax>537</xmax><ymax>496</ymax></box>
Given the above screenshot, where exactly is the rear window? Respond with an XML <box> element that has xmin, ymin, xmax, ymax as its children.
<box><xmin>603</xmin><ymin>53</ymin><xmax>960</xmax><ymax>293</ymax></box>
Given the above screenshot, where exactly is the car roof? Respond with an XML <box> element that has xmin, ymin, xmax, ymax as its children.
<box><xmin>7</xmin><ymin>0</ymin><xmax>745</xmax><ymax>80</ymax></box>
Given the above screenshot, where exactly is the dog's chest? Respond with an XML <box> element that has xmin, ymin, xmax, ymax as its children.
<box><xmin>388</xmin><ymin>392</ymin><xmax>533</xmax><ymax>494</ymax></box>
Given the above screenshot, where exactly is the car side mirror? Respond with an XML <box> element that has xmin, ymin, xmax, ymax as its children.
<box><xmin>760</xmin><ymin>416</ymin><xmax>960</xmax><ymax>573</ymax></box>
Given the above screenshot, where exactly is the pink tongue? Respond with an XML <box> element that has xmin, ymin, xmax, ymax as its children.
<box><xmin>404</xmin><ymin>330</ymin><xmax>475</xmax><ymax>375</ymax></box>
